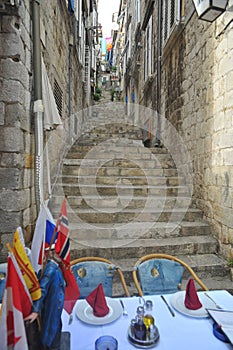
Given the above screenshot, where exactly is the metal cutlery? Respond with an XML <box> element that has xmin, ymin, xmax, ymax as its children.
<box><xmin>204</xmin><ymin>292</ymin><xmax>222</xmax><ymax>309</ymax></box>
<box><xmin>160</xmin><ymin>295</ymin><xmax>175</xmax><ymax>317</ymax></box>
<box><xmin>120</xmin><ymin>299</ymin><xmax>128</xmax><ymax>316</ymax></box>
<box><xmin>68</xmin><ymin>314</ymin><xmax>73</xmax><ymax>325</ymax></box>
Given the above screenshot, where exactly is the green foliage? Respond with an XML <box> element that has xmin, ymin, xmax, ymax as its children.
<box><xmin>228</xmin><ymin>258</ymin><xmax>233</xmax><ymax>267</ymax></box>
<box><xmin>94</xmin><ymin>93</ymin><xmax>101</xmax><ymax>101</ymax></box>
<box><xmin>95</xmin><ymin>86</ymin><xmax>102</xmax><ymax>95</ymax></box>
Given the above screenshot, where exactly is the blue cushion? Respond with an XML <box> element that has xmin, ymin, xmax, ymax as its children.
<box><xmin>71</xmin><ymin>261</ymin><xmax>116</xmax><ymax>299</ymax></box>
<box><xmin>137</xmin><ymin>259</ymin><xmax>185</xmax><ymax>295</ymax></box>
<box><xmin>0</xmin><ymin>271</ymin><xmax>6</xmax><ymax>302</ymax></box>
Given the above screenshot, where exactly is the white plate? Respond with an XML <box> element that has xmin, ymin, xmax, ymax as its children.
<box><xmin>170</xmin><ymin>291</ymin><xmax>214</xmax><ymax>318</ymax></box>
<box><xmin>75</xmin><ymin>297</ymin><xmax>122</xmax><ymax>325</ymax></box>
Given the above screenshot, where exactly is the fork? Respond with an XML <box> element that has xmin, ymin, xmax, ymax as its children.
<box><xmin>204</xmin><ymin>292</ymin><xmax>222</xmax><ymax>309</ymax></box>
<box><xmin>120</xmin><ymin>299</ymin><xmax>128</xmax><ymax>316</ymax></box>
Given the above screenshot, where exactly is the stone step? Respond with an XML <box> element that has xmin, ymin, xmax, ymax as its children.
<box><xmin>67</xmin><ymin>221</ymin><xmax>210</xmax><ymax>239</ymax></box>
<box><xmin>63</xmin><ymin>157</ymin><xmax>176</xmax><ymax>170</ymax></box>
<box><xmin>77</xmin><ymin>131</ymin><xmax>142</xmax><ymax>145</ymax></box>
<box><xmin>62</xmin><ymin>165</ymin><xmax>178</xmax><ymax>177</ymax></box>
<box><xmin>62</xmin><ymin>175</ymin><xmax>181</xmax><ymax>187</ymax></box>
<box><xmin>79</xmin><ymin>125</ymin><xmax>142</xmax><ymax>139</ymax></box>
<box><xmin>50</xmin><ymin>110</ymin><xmax>233</xmax><ymax>294</ymax></box>
<box><xmin>68</xmin><ymin>143</ymin><xmax>169</xmax><ymax>155</ymax></box>
<box><xmin>69</xmin><ymin>235</ymin><xmax>218</xmax><ymax>259</ymax></box>
<box><xmin>57</xmin><ymin>194</ymin><xmax>191</xmax><ymax>210</ymax></box>
<box><xmin>66</xmin><ymin>149</ymin><xmax>175</xmax><ymax>163</ymax></box>
<box><xmin>55</xmin><ymin>207</ymin><xmax>202</xmax><ymax>223</ymax></box>
<box><xmin>62</xmin><ymin>184</ymin><xmax>190</xmax><ymax>197</ymax></box>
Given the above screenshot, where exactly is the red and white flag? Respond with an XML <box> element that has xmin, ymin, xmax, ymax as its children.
<box><xmin>0</xmin><ymin>252</ymin><xmax>32</xmax><ymax>350</ymax></box>
<box><xmin>55</xmin><ymin>197</ymin><xmax>70</xmax><ymax>263</ymax></box>
<box><xmin>55</xmin><ymin>198</ymin><xmax>80</xmax><ymax>314</ymax></box>
<box><xmin>61</xmin><ymin>264</ymin><xmax>80</xmax><ymax>315</ymax></box>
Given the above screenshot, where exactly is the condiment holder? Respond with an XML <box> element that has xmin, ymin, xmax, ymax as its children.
<box><xmin>128</xmin><ymin>299</ymin><xmax>159</xmax><ymax>348</ymax></box>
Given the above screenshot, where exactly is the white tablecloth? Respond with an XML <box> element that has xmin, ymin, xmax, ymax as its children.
<box><xmin>62</xmin><ymin>290</ymin><xmax>233</xmax><ymax>350</ymax></box>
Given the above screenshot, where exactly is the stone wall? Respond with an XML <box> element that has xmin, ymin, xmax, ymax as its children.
<box><xmin>40</xmin><ymin>0</ymin><xmax>84</xmax><ymax>200</ymax></box>
<box><xmin>161</xmin><ymin>0</ymin><xmax>233</xmax><ymax>260</ymax></box>
<box><xmin>0</xmin><ymin>0</ymin><xmax>85</xmax><ymax>262</ymax></box>
<box><xmin>0</xmin><ymin>0</ymin><xmax>34</xmax><ymax>260</ymax></box>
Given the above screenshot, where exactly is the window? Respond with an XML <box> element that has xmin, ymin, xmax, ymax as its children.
<box><xmin>54</xmin><ymin>79</ymin><xmax>63</xmax><ymax>117</ymax></box>
<box><xmin>163</xmin><ymin>0</ymin><xmax>181</xmax><ymax>46</ymax></box>
<box><xmin>144</xmin><ymin>16</ymin><xmax>153</xmax><ymax>80</ymax></box>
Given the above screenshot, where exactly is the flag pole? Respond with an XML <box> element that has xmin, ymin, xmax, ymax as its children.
<box><xmin>6</xmin><ymin>243</ymin><xmax>13</xmax><ymax>253</ymax></box>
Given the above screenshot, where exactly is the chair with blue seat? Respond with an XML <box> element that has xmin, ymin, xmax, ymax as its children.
<box><xmin>70</xmin><ymin>257</ymin><xmax>130</xmax><ymax>298</ymax></box>
<box><xmin>132</xmin><ymin>253</ymin><xmax>208</xmax><ymax>296</ymax></box>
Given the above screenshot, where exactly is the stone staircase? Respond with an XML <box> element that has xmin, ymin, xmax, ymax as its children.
<box><xmin>49</xmin><ymin>102</ymin><xmax>233</xmax><ymax>296</ymax></box>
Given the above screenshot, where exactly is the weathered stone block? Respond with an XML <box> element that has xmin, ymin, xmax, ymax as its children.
<box><xmin>0</xmin><ymin>189</ymin><xmax>30</xmax><ymax>211</ymax></box>
<box><xmin>0</xmin><ymin>102</ymin><xmax>5</xmax><ymax>125</ymax></box>
<box><xmin>0</xmin><ymin>32</ymin><xmax>24</xmax><ymax>59</ymax></box>
<box><xmin>1</xmin><ymin>80</ymin><xmax>25</xmax><ymax>104</ymax></box>
<box><xmin>0</xmin><ymin>59</ymin><xmax>29</xmax><ymax>89</ymax></box>
<box><xmin>0</xmin><ymin>210</ymin><xmax>21</xmax><ymax>232</ymax></box>
<box><xmin>5</xmin><ymin>103</ymin><xmax>30</xmax><ymax>131</ymax></box>
<box><xmin>0</xmin><ymin>168</ymin><xmax>22</xmax><ymax>190</ymax></box>
<box><xmin>0</xmin><ymin>126</ymin><xmax>24</xmax><ymax>152</ymax></box>
<box><xmin>23</xmin><ymin>168</ymin><xmax>34</xmax><ymax>188</ymax></box>
<box><xmin>0</xmin><ymin>152</ymin><xmax>24</xmax><ymax>168</ymax></box>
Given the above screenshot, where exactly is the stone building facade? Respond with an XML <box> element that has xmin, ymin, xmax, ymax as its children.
<box><xmin>0</xmin><ymin>0</ymin><xmax>98</xmax><ymax>261</ymax></box>
<box><xmin>116</xmin><ymin>0</ymin><xmax>233</xmax><ymax>261</ymax></box>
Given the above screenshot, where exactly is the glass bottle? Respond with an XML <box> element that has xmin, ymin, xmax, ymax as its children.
<box><xmin>143</xmin><ymin>313</ymin><xmax>154</xmax><ymax>331</ymax></box>
<box><xmin>148</xmin><ymin>324</ymin><xmax>157</xmax><ymax>340</ymax></box>
<box><xmin>134</xmin><ymin>306</ymin><xmax>147</xmax><ymax>341</ymax></box>
<box><xmin>130</xmin><ymin>318</ymin><xmax>137</xmax><ymax>337</ymax></box>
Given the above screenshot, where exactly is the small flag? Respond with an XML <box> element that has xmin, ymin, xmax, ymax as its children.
<box><xmin>12</xmin><ymin>227</ymin><xmax>41</xmax><ymax>301</ymax></box>
<box><xmin>55</xmin><ymin>198</ymin><xmax>80</xmax><ymax>315</ymax></box>
<box><xmin>31</xmin><ymin>202</ymin><xmax>56</xmax><ymax>273</ymax></box>
<box><xmin>55</xmin><ymin>198</ymin><xmax>70</xmax><ymax>263</ymax></box>
<box><xmin>61</xmin><ymin>264</ymin><xmax>80</xmax><ymax>315</ymax></box>
<box><xmin>0</xmin><ymin>253</ymin><xmax>32</xmax><ymax>350</ymax></box>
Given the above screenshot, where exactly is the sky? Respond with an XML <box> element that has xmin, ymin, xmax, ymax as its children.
<box><xmin>98</xmin><ymin>0</ymin><xmax>120</xmax><ymax>38</ymax></box>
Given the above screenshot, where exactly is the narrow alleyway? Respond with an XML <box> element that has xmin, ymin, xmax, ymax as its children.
<box><xmin>49</xmin><ymin>72</ymin><xmax>233</xmax><ymax>299</ymax></box>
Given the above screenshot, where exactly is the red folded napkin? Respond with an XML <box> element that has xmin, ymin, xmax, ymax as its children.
<box><xmin>86</xmin><ymin>283</ymin><xmax>109</xmax><ymax>317</ymax></box>
<box><xmin>184</xmin><ymin>278</ymin><xmax>202</xmax><ymax>310</ymax></box>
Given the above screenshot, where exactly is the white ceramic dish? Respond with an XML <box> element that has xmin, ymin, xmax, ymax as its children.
<box><xmin>170</xmin><ymin>291</ymin><xmax>214</xmax><ymax>318</ymax></box>
<box><xmin>75</xmin><ymin>297</ymin><xmax>121</xmax><ymax>325</ymax></box>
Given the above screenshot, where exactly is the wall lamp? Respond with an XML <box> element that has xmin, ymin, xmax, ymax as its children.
<box><xmin>192</xmin><ymin>0</ymin><xmax>228</xmax><ymax>22</ymax></box>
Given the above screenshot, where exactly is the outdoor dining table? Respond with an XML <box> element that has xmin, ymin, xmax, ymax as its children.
<box><xmin>61</xmin><ymin>290</ymin><xmax>233</xmax><ymax>350</ymax></box>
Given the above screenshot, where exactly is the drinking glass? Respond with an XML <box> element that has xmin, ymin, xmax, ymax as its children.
<box><xmin>95</xmin><ymin>335</ymin><xmax>118</xmax><ymax>350</ymax></box>
<box><xmin>145</xmin><ymin>300</ymin><xmax>153</xmax><ymax>311</ymax></box>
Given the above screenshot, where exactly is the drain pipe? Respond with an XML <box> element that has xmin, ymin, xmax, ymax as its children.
<box><xmin>32</xmin><ymin>0</ymin><xmax>44</xmax><ymax>213</ymax></box>
<box><xmin>68</xmin><ymin>34</ymin><xmax>73</xmax><ymax>144</ymax></box>
<box><xmin>155</xmin><ymin>0</ymin><xmax>162</xmax><ymax>147</ymax></box>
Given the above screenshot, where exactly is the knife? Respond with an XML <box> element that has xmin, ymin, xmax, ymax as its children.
<box><xmin>161</xmin><ymin>295</ymin><xmax>175</xmax><ymax>317</ymax></box>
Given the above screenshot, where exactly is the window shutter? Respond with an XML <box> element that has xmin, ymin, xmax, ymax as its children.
<box><xmin>163</xmin><ymin>0</ymin><xmax>181</xmax><ymax>46</ymax></box>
